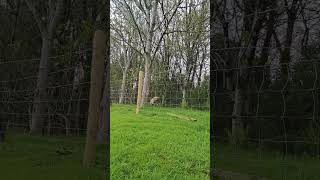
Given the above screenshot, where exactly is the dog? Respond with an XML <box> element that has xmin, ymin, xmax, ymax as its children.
<box><xmin>150</xmin><ymin>96</ymin><xmax>161</xmax><ymax>105</ymax></box>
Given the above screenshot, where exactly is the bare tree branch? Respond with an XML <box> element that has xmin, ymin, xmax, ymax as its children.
<box><xmin>25</xmin><ymin>0</ymin><xmax>46</xmax><ymax>36</ymax></box>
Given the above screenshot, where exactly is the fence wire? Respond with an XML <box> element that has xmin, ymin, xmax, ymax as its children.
<box><xmin>0</xmin><ymin>48</ymin><xmax>95</xmax><ymax>136</ymax></box>
<box><xmin>211</xmin><ymin>52</ymin><xmax>320</xmax><ymax>180</ymax></box>
<box><xmin>0</xmin><ymin>1</ymin><xmax>104</xmax><ymax>137</ymax></box>
<box><xmin>110</xmin><ymin>67</ymin><xmax>209</xmax><ymax>111</ymax></box>
<box><xmin>210</xmin><ymin>0</ymin><xmax>320</xmax><ymax>178</ymax></box>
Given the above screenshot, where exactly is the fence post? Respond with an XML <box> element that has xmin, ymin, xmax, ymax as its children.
<box><xmin>136</xmin><ymin>71</ymin><xmax>144</xmax><ymax>114</ymax></box>
<box><xmin>83</xmin><ymin>30</ymin><xmax>106</xmax><ymax>167</ymax></box>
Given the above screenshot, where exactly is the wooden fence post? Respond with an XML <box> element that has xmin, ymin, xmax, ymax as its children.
<box><xmin>83</xmin><ymin>30</ymin><xmax>106</xmax><ymax>167</ymax></box>
<box><xmin>136</xmin><ymin>71</ymin><xmax>144</xmax><ymax>114</ymax></box>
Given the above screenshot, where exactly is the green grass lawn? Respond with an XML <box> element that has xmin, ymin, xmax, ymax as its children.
<box><xmin>0</xmin><ymin>133</ymin><xmax>106</xmax><ymax>180</ymax></box>
<box><xmin>215</xmin><ymin>143</ymin><xmax>320</xmax><ymax>180</ymax></box>
<box><xmin>111</xmin><ymin>104</ymin><xmax>210</xmax><ymax>179</ymax></box>
<box><xmin>2</xmin><ymin>104</ymin><xmax>318</xmax><ymax>180</ymax></box>
<box><xmin>0</xmin><ymin>104</ymin><xmax>210</xmax><ymax>180</ymax></box>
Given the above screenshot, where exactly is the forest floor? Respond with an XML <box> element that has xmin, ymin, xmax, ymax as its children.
<box><xmin>0</xmin><ymin>133</ymin><xmax>106</xmax><ymax>180</ymax></box>
<box><xmin>111</xmin><ymin>104</ymin><xmax>210</xmax><ymax>179</ymax></box>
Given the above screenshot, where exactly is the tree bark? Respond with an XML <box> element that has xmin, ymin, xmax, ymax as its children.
<box><xmin>280</xmin><ymin>0</ymin><xmax>300</xmax><ymax>78</ymax></box>
<box><xmin>140</xmin><ymin>55</ymin><xmax>151</xmax><ymax>106</ymax></box>
<box><xmin>232</xmin><ymin>88</ymin><xmax>244</xmax><ymax>136</ymax></box>
<box><xmin>119</xmin><ymin>68</ymin><xmax>128</xmax><ymax>104</ymax></box>
<box><xmin>27</xmin><ymin>0</ymin><xmax>64</xmax><ymax>135</ymax></box>
<box><xmin>30</xmin><ymin>36</ymin><xmax>50</xmax><ymax>134</ymax></box>
<box><xmin>140</xmin><ymin>0</ymin><xmax>159</xmax><ymax>106</ymax></box>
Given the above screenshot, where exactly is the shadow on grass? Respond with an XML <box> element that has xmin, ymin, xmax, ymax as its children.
<box><xmin>0</xmin><ymin>132</ymin><xmax>106</xmax><ymax>180</ymax></box>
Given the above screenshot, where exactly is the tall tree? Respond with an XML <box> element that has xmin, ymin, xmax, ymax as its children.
<box><xmin>112</xmin><ymin>0</ymin><xmax>183</xmax><ymax>106</ymax></box>
<box><xmin>25</xmin><ymin>0</ymin><xmax>64</xmax><ymax>134</ymax></box>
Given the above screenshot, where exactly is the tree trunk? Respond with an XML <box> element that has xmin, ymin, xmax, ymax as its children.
<box><xmin>182</xmin><ymin>78</ymin><xmax>187</xmax><ymax>107</ymax></box>
<box><xmin>280</xmin><ymin>1</ymin><xmax>299</xmax><ymax>79</ymax></box>
<box><xmin>119</xmin><ymin>69</ymin><xmax>128</xmax><ymax>104</ymax></box>
<box><xmin>66</xmin><ymin>90</ymin><xmax>75</xmax><ymax>136</ymax></box>
<box><xmin>140</xmin><ymin>54</ymin><xmax>151</xmax><ymax>106</ymax></box>
<box><xmin>75</xmin><ymin>88</ymin><xmax>82</xmax><ymax>136</ymax></box>
<box><xmin>30</xmin><ymin>37</ymin><xmax>50</xmax><ymax>135</ymax></box>
<box><xmin>140</xmin><ymin>0</ymin><xmax>159</xmax><ymax>106</ymax></box>
<box><xmin>26</xmin><ymin>0</ymin><xmax>63</xmax><ymax>135</ymax></box>
<box><xmin>232</xmin><ymin>88</ymin><xmax>243</xmax><ymax>136</ymax></box>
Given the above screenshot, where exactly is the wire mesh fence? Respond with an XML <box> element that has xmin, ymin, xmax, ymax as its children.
<box><xmin>110</xmin><ymin>67</ymin><xmax>210</xmax><ymax>112</ymax></box>
<box><xmin>210</xmin><ymin>0</ymin><xmax>320</xmax><ymax>179</ymax></box>
<box><xmin>109</xmin><ymin>0</ymin><xmax>210</xmax><ymax>178</ymax></box>
<box><xmin>0</xmin><ymin>48</ymin><xmax>94</xmax><ymax>136</ymax></box>
<box><xmin>211</xmin><ymin>55</ymin><xmax>320</xmax><ymax>179</ymax></box>
<box><xmin>0</xmin><ymin>0</ymin><xmax>109</xmax><ymax>138</ymax></box>
<box><xmin>0</xmin><ymin>1</ymin><xmax>109</xmax><ymax>176</ymax></box>
<box><xmin>110</xmin><ymin>64</ymin><xmax>210</xmax><ymax>179</ymax></box>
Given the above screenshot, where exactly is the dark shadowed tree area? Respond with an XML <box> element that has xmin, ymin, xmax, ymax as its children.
<box><xmin>0</xmin><ymin>0</ymin><xmax>109</xmax><ymax>136</ymax></box>
<box><xmin>212</xmin><ymin>0</ymin><xmax>320</xmax><ymax>157</ymax></box>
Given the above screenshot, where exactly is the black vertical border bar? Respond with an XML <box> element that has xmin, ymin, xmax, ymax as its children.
<box><xmin>210</xmin><ymin>0</ymin><xmax>215</xmax><ymax>179</ymax></box>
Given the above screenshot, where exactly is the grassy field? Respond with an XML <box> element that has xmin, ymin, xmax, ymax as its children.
<box><xmin>111</xmin><ymin>104</ymin><xmax>320</xmax><ymax>180</ymax></box>
<box><xmin>111</xmin><ymin>104</ymin><xmax>210</xmax><ymax>179</ymax></box>
<box><xmin>2</xmin><ymin>104</ymin><xmax>319</xmax><ymax>180</ymax></box>
<box><xmin>0</xmin><ymin>133</ymin><xmax>106</xmax><ymax>180</ymax></box>
<box><xmin>215</xmin><ymin>144</ymin><xmax>320</xmax><ymax>180</ymax></box>
<box><xmin>0</xmin><ymin>104</ymin><xmax>210</xmax><ymax>180</ymax></box>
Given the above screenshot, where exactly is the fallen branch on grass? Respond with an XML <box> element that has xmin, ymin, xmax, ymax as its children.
<box><xmin>166</xmin><ymin>113</ymin><xmax>197</xmax><ymax>122</ymax></box>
